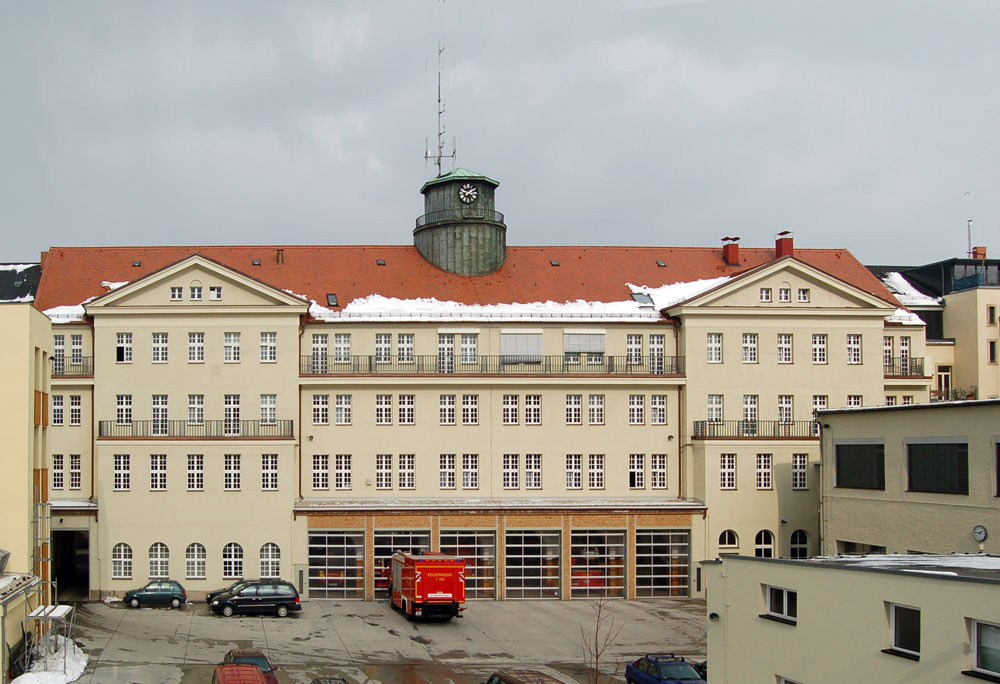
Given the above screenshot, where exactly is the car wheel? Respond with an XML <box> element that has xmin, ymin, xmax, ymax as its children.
<box><xmin>222</xmin><ymin>604</ymin><xmax>235</xmax><ymax>617</ymax></box>
<box><xmin>170</xmin><ymin>597</ymin><xmax>181</xmax><ymax>609</ymax></box>
<box><xmin>276</xmin><ymin>604</ymin><xmax>289</xmax><ymax>618</ymax></box>
<box><xmin>129</xmin><ymin>598</ymin><xmax>140</xmax><ymax>609</ymax></box>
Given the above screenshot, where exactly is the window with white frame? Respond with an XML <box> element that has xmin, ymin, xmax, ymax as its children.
<box><xmin>398</xmin><ymin>454</ymin><xmax>415</xmax><ymax>489</ymax></box>
<box><xmin>759</xmin><ymin>287</ymin><xmax>772</xmax><ymax>302</ymax></box>
<box><xmin>152</xmin><ymin>332</ymin><xmax>168</xmax><ymax>363</ymax></box>
<box><xmin>398</xmin><ymin>394</ymin><xmax>414</xmax><ymax>424</ymax></box>
<box><xmin>588</xmin><ymin>454</ymin><xmax>604</xmax><ymax>489</ymax></box>
<box><xmin>707</xmin><ymin>332</ymin><xmax>723</xmax><ymax>363</ymax></box>
<box><xmin>743</xmin><ymin>394</ymin><xmax>758</xmax><ymax>429</ymax></box>
<box><xmin>461</xmin><ymin>334</ymin><xmax>478</xmax><ymax>364</ymax></box>
<box><xmin>754</xmin><ymin>530</ymin><xmax>774</xmax><ymax>558</ymax></box>
<box><xmin>186</xmin><ymin>543</ymin><xmax>206</xmax><ymax>579</ymax></box>
<box><xmin>812</xmin><ymin>394</ymin><xmax>828</xmax><ymax>414</ymax></box>
<box><xmin>889</xmin><ymin>603</ymin><xmax>921</xmax><ymax>657</ymax></box>
<box><xmin>375</xmin><ymin>333</ymin><xmax>392</xmax><ymax>363</ymax></box>
<box><xmin>260</xmin><ymin>394</ymin><xmax>276</xmax><ymax>425</ymax></box>
<box><xmin>209</xmin><ymin>286</ymin><xmax>222</xmax><ymax>300</ymax></box>
<box><xmin>313</xmin><ymin>454</ymin><xmax>329</xmax><ymax>489</ymax></box>
<box><xmin>629</xmin><ymin>395</ymin><xmax>645</xmax><ymax>424</ymax></box>
<box><xmin>756</xmin><ymin>453</ymin><xmax>772</xmax><ymax>489</ymax></box>
<box><xmin>70</xmin><ymin>455</ymin><xmax>81</xmax><ymax>489</ymax></box>
<box><xmin>651</xmin><ymin>395</ymin><xmax>667</xmax><ymax>424</ymax></box>
<box><xmin>765</xmin><ymin>585</ymin><xmax>797</xmax><ymax>622</ymax></box>
<box><xmin>311</xmin><ymin>333</ymin><xmax>328</xmax><ymax>372</ymax></box>
<box><xmin>190</xmin><ymin>285</ymin><xmax>202</xmax><ymax>300</ymax></box>
<box><xmin>53</xmin><ymin>334</ymin><xmax>63</xmax><ymax>373</ymax></box>
<box><xmin>626</xmin><ymin>334</ymin><xmax>642</xmax><ymax>364</ymax></box>
<box><xmin>719</xmin><ymin>529</ymin><xmax>738</xmax><ymax>548</ymax></box>
<box><xmin>566</xmin><ymin>394</ymin><xmax>582</xmax><ymax>424</ymax></box>
<box><xmin>376</xmin><ymin>454</ymin><xmax>392</xmax><ymax>489</ymax></box>
<box><xmin>71</xmin><ymin>334</ymin><xmax>82</xmax><ymax>364</ymax></box>
<box><xmin>440</xmin><ymin>394</ymin><xmax>456</xmax><ymax>425</ymax></box>
<box><xmin>742</xmin><ymin>333</ymin><xmax>758</xmax><ymax>363</ymax></box>
<box><xmin>152</xmin><ymin>394</ymin><xmax>168</xmax><ymax>435</ymax></box>
<box><xmin>313</xmin><ymin>395</ymin><xmax>329</xmax><ymax>424</ymax></box>
<box><xmin>52</xmin><ymin>454</ymin><xmax>64</xmax><ymax>489</ymax></box>
<box><xmin>116</xmin><ymin>394</ymin><xmax>132</xmax><ymax>424</ymax></box>
<box><xmin>708</xmin><ymin>394</ymin><xmax>724</xmax><ymax>422</ymax></box>
<box><xmin>778</xmin><ymin>287</ymin><xmax>791</xmax><ymax>302</ymax></box>
<box><xmin>778</xmin><ymin>395</ymin><xmax>793</xmax><ymax>423</ymax></box>
<box><xmin>525</xmin><ymin>394</ymin><xmax>541</xmax><ymax>424</ymax></box>
<box><xmin>462</xmin><ymin>394</ymin><xmax>478</xmax><ymax>425</ymax></box>
<box><xmin>439</xmin><ymin>454</ymin><xmax>456</xmax><ymax>489</ymax></box>
<box><xmin>883</xmin><ymin>336</ymin><xmax>894</xmax><ymax>367</ymax></box>
<box><xmin>188</xmin><ymin>394</ymin><xmax>204</xmax><ymax>425</ymax></box>
<box><xmin>972</xmin><ymin>619</ymin><xmax>1000</xmax><ymax>676</ymax></box>
<box><xmin>52</xmin><ymin>395</ymin><xmax>63</xmax><ymax>425</ymax></box>
<box><xmin>149</xmin><ymin>542</ymin><xmax>169</xmax><ymax>578</ymax></box>
<box><xmin>116</xmin><ymin>332</ymin><xmax>132</xmax><ymax>363</ymax></box>
<box><xmin>170</xmin><ymin>286</ymin><xmax>183</xmax><ymax>301</ymax></box>
<box><xmin>503</xmin><ymin>395</ymin><xmax>519</xmax><ymax>425</ymax></box>
<box><xmin>224</xmin><ymin>332</ymin><xmax>241</xmax><ymax>362</ymax></box>
<box><xmin>629</xmin><ymin>454</ymin><xmax>645</xmax><ymax>488</ymax></box>
<box><xmin>224</xmin><ymin>454</ymin><xmax>241</xmax><ymax>490</ymax></box>
<box><xmin>222</xmin><ymin>543</ymin><xmax>243</xmax><ymax>578</ymax></box>
<box><xmin>777</xmin><ymin>333</ymin><xmax>793</xmax><ymax>364</ymax></box>
<box><xmin>150</xmin><ymin>454</ymin><xmax>167</xmax><ymax>491</ymax></box>
<box><xmin>902</xmin><ymin>395</ymin><xmax>913</xmax><ymax>405</ymax></box>
<box><xmin>651</xmin><ymin>453</ymin><xmax>667</xmax><ymax>488</ymax></box>
<box><xmin>847</xmin><ymin>334</ymin><xmax>862</xmax><ymax>364</ymax></box>
<box><xmin>900</xmin><ymin>335</ymin><xmax>911</xmax><ymax>368</ymax></box>
<box><xmin>188</xmin><ymin>332</ymin><xmax>204</xmax><ymax>362</ymax></box>
<box><xmin>260</xmin><ymin>543</ymin><xmax>280</xmax><ymax>578</ymax></box>
<box><xmin>525</xmin><ymin>454</ymin><xmax>541</xmax><ymax>489</ymax></box>
<box><xmin>812</xmin><ymin>334</ymin><xmax>827</xmax><ymax>364</ymax></box>
<box><xmin>261</xmin><ymin>454</ymin><xmax>278</xmax><ymax>490</ymax></box>
<box><xmin>792</xmin><ymin>453</ymin><xmax>808</xmax><ymax>489</ymax></box>
<box><xmin>588</xmin><ymin>394</ymin><xmax>604</xmax><ymax>424</ymax></box>
<box><xmin>463</xmin><ymin>453</ymin><xmax>479</xmax><ymax>489</ymax></box>
<box><xmin>376</xmin><ymin>394</ymin><xmax>393</xmax><ymax>425</ymax></box>
<box><xmin>797</xmin><ymin>288</ymin><xmax>810</xmax><ymax>302</ymax></box>
<box><xmin>886</xmin><ymin>395</ymin><xmax>897</xmax><ymax>406</ymax></box>
<box><xmin>260</xmin><ymin>332</ymin><xmax>277</xmax><ymax>362</ymax></box>
<box><xmin>224</xmin><ymin>394</ymin><xmax>240</xmax><ymax>435</ymax></box>
<box><xmin>397</xmin><ymin>333</ymin><xmax>414</xmax><ymax>363</ymax></box>
<box><xmin>187</xmin><ymin>454</ymin><xmax>204</xmax><ymax>490</ymax></box>
<box><xmin>565</xmin><ymin>454</ymin><xmax>582</xmax><ymax>489</ymax></box>
<box><xmin>70</xmin><ymin>395</ymin><xmax>81</xmax><ymax>425</ymax></box>
<box><xmin>335</xmin><ymin>454</ymin><xmax>352</xmax><ymax>489</ymax></box>
<box><xmin>720</xmin><ymin>453</ymin><xmax>736</xmax><ymax>489</ymax></box>
<box><xmin>503</xmin><ymin>454</ymin><xmax>519</xmax><ymax>489</ymax></box>
<box><xmin>334</xmin><ymin>333</ymin><xmax>351</xmax><ymax>363</ymax></box>
<box><xmin>847</xmin><ymin>394</ymin><xmax>863</xmax><ymax>407</ymax></box>
<box><xmin>112</xmin><ymin>543</ymin><xmax>132</xmax><ymax>579</ymax></box>
<box><xmin>335</xmin><ymin>395</ymin><xmax>352</xmax><ymax>425</ymax></box>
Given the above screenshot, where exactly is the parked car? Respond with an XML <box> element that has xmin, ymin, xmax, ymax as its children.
<box><xmin>206</xmin><ymin>579</ymin><xmax>255</xmax><ymax>604</ymax></box>
<box><xmin>211</xmin><ymin>664</ymin><xmax>269</xmax><ymax>684</ymax></box>
<box><xmin>221</xmin><ymin>648</ymin><xmax>278</xmax><ymax>684</ymax></box>
<box><xmin>210</xmin><ymin>579</ymin><xmax>301</xmax><ymax>617</ymax></box>
<box><xmin>123</xmin><ymin>580</ymin><xmax>187</xmax><ymax>609</ymax></box>
<box><xmin>625</xmin><ymin>654</ymin><xmax>705</xmax><ymax>684</ymax></box>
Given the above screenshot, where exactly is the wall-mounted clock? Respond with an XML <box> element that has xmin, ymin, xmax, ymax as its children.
<box><xmin>458</xmin><ymin>183</ymin><xmax>478</xmax><ymax>204</ymax></box>
<box><xmin>973</xmin><ymin>524</ymin><xmax>988</xmax><ymax>542</ymax></box>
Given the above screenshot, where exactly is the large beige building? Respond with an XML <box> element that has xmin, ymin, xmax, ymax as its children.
<box><xmin>33</xmin><ymin>169</ymin><xmax>932</xmax><ymax>601</ymax></box>
<box><xmin>703</xmin><ymin>553</ymin><xmax>1000</xmax><ymax>683</ymax></box>
<box><xmin>819</xmin><ymin>400</ymin><xmax>1000</xmax><ymax>556</ymax></box>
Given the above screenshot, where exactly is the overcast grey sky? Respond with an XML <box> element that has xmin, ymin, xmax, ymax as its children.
<box><xmin>1</xmin><ymin>0</ymin><xmax>998</xmax><ymax>265</ymax></box>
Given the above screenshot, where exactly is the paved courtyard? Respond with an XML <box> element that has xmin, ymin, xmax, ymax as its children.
<box><xmin>68</xmin><ymin>597</ymin><xmax>707</xmax><ymax>684</ymax></box>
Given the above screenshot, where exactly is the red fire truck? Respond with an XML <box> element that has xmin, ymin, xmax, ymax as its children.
<box><xmin>388</xmin><ymin>551</ymin><xmax>466</xmax><ymax>620</ymax></box>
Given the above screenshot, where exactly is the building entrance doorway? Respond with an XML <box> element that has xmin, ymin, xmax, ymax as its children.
<box><xmin>52</xmin><ymin>530</ymin><xmax>89</xmax><ymax>601</ymax></box>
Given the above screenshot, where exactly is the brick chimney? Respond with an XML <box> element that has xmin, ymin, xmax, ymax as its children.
<box><xmin>722</xmin><ymin>237</ymin><xmax>740</xmax><ymax>265</ymax></box>
<box><xmin>973</xmin><ymin>245</ymin><xmax>987</xmax><ymax>259</ymax></box>
<box><xmin>776</xmin><ymin>231</ymin><xmax>794</xmax><ymax>258</ymax></box>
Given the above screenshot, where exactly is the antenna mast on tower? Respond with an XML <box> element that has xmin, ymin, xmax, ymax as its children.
<box><xmin>425</xmin><ymin>42</ymin><xmax>456</xmax><ymax>177</ymax></box>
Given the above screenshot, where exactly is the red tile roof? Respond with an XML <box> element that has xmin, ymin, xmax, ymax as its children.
<box><xmin>34</xmin><ymin>244</ymin><xmax>899</xmax><ymax>313</ymax></box>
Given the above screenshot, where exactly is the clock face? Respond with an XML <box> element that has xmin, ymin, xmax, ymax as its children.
<box><xmin>458</xmin><ymin>183</ymin><xmax>478</xmax><ymax>204</ymax></box>
<box><xmin>973</xmin><ymin>525</ymin><xmax>988</xmax><ymax>542</ymax></box>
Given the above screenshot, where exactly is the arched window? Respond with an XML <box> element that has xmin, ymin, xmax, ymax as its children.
<box><xmin>754</xmin><ymin>530</ymin><xmax>774</xmax><ymax>558</ymax></box>
<box><xmin>148</xmin><ymin>542</ymin><xmax>169</xmax><ymax>578</ymax></box>
<box><xmin>186</xmin><ymin>543</ymin><xmax>206</xmax><ymax>579</ymax></box>
<box><xmin>112</xmin><ymin>543</ymin><xmax>132</xmax><ymax>579</ymax></box>
<box><xmin>790</xmin><ymin>530</ymin><xmax>809</xmax><ymax>559</ymax></box>
<box><xmin>222</xmin><ymin>543</ymin><xmax>244</xmax><ymax>578</ymax></box>
<box><xmin>260</xmin><ymin>543</ymin><xmax>281</xmax><ymax>578</ymax></box>
<box><xmin>718</xmin><ymin>530</ymin><xmax>739</xmax><ymax>549</ymax></box>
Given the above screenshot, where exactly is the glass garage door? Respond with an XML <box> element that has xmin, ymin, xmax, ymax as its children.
<box><xmin>635</xmin><ymin>529</ymin><xmax>690</xmax><ymax>597</ymax></box>
<box><xmin>505</xmin><ymin>530</ymin><xmax>561</xmax><ymax>599</ymax></box>
<box><xmin>440</xmin><ymin>530</ymin><xmax>496</xmax><ymax>599</ymax></box>
<box><xmin>570</xmin><ymin>530</ymin><xmax>626</xmax><ymax>599</ymax></box>
<box><xmin>373</xmin><ymin>530</ymin><xmax>430</xmax><ymax>599</ymax></box>
<box><xmin>308</xmin><ymin>530</ymin><xmax>364</xmax><ymax>599</ymax></box>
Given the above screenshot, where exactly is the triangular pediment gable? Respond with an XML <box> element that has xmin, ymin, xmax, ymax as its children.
<box><xmin>85</xmin><ymin>254</ymin><xmax>310</xmax><ymax>313</ymax></box>
<box><xmin>665</xmin><ymin>257</ymin><xmax>898</xmax><ymax>315</ymax></box>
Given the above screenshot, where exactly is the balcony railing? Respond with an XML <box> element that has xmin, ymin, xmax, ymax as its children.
<box><xmin>883</xmin><ymin>357</ymin><xmax>925</xmax><ymax>377</ymax></box>
<box><xmin>299</xmin><ymin>354</ymin><xmax>684</xmax><ymax>377</ymax></box>
<box><xmin>51</xmin><ymin>356</ymin><xmax>94</xmax><ymax>377</ymax></box>
<box><xmin>415</xmin><ymin>208</ymin><xmax>505</xmax><ymax>228</ymax></box>
<box><xmin>693</xmin><ymin>420</ymin><xmax>819</xmax><ymax>439</ymax></box>
<box><xmin>98</xmin><ymin>419</ymin><xmax>294</xmax><ymax>439</ymax></box>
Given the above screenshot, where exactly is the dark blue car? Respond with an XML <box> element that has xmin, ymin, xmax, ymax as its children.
<box><xmin>625</xmin><ymin>654</ymin><xmax>705</xmax><ymax>684</ymax></box>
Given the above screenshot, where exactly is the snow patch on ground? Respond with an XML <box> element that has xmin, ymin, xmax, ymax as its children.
<box><xmin>11</xmin><ymin>635</ymin><xmax>87</xmax><ymax>684</ymax></box>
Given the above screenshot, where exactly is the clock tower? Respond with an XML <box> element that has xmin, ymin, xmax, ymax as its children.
<box><xmin>414</xmin><ymin>168</ymin><xmax>507</xmax><ymax>276</ymax></box>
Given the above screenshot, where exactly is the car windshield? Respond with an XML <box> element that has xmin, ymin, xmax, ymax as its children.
<box><xmin>657</xmin><ymin>662</ymin><xmax>700</xmax><ymax>680</ymax></box>
<box><xmin>234</xmin><ymin>656</ymin><xmax>272</xmax><ymax>673</ymax></box>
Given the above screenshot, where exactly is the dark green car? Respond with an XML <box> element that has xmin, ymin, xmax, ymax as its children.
<box><xmin>123</xmin><ymin>580</ymin><xmax>187</xmax><ymax>608</ymax></box>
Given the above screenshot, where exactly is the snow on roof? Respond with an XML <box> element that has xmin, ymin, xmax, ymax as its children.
<box><xmin>810</xmin><ymin>553</ymin><xmax>1000</xmax><ymax>579</ymax></box>
<box><xmin>0</xmin><ymin>574</ymin><xmax>37</xmax><ymax>599</ymax></box>
<box><xmin>882</xmin><ymin>272</ymin><xmax>942</xmax><ymax>307</ymax></box>
<box><xmin>1</xmin><ymin>295</ymin><xmax>34</xmax><ymax>304</ymax></box>
<box><xmin>43</xmin><ymin>304</ymin><xmax>88</xmax><ymax>324</ymax></box>
<box><xmin>628</xmin><ymin>276</ymin><xmax>731</xmax><ymax>309</ymax></box>
<box><xmin>885</xmin><ymin>307</ymin><xmax>926</xmax><ymax>326</ymax></box>
<box><xmin>0</xmin><ymin>264</ymin><xmax>38</xmax><ymax>274</ymax></box>
<box><xmin>49</xmin><ymin>499</ymin><xmax>98</xmax><ymax>510</ymax></box>
<box><xmin>100</xmin><ymin>280</ymin><xmax>128</xmax><ymax>290</ymax></box>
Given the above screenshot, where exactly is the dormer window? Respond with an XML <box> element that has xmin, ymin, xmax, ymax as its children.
<box><xmin>170</xmin><ymin>287</ymin><xmax>182</xmax><ymax>301</ymax></box>
<box><xmin>209</xmin><ymin>286</ymin><xmax>223</xmax><ymax>300</ymax></box>
<box><xmin>779</xmin><ymin>288</ymin><xmax>791</xmax><ymax>302</ymax></box>
<box><xmin>760</xmin><ymin>288</ymin><xmax>772</xmax><ymax>302</ymax></box>
<box><xmin>190</xmin><ymin>286</ymin><xmax>202</xmax><ymax>301</ymax></box>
